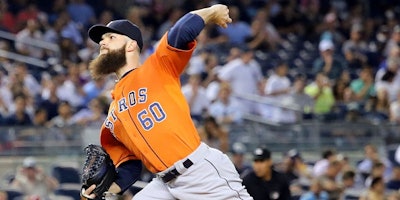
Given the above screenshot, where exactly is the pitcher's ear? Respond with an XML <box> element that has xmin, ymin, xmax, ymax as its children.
<box><xmin>126</xmin><ymin>40</ymin><xmax>139</xmax><ymax>52</ymax></box>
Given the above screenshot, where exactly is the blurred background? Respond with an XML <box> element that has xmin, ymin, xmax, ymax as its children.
<box><xmin>1</xmin><ymin>0</ymin><xmax>400</xmax><ymax>199</ymax></box>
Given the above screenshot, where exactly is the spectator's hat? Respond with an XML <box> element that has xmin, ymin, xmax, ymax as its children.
<box><xmin>393</xmin><ymin>25</ymin><xmax>400</xmax><ymax>33</ymax></box>
<box><xmin>285</xmin><ymin>149</ymin><xmax>301</xmax><ymax>160</ymax></box>
<box><xmin>318</xmin><ymin>39</ymin><xmax>334</xmax><ymax>52</ymax></box>
<box><xmin>231</xmin><ymin>142</ymin><xmax>247</xmax><ymax>155</ymax></box>
<box><xmin>88</xmin><ymin>19</ymin><xmax>143</xmax><ymax>51</ymax></box>
<box><xmin>351</xmin><ymin>23</ymin><xmax>363</xmax><ymax>33</ymax></box>
<box><xmin>22</xmin><ymin>157</ymin><xmax>37</xmax><ymax>168</ymax></box>
<box><xmin>253</xmin><ymin>147</ymin><xmax>271</xmax><ymax>161</ymax></box>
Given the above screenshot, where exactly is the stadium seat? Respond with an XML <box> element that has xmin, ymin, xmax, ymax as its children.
<box><xmin>54</xmin><ymin>188</ymin><xmax>80</xmax><ymax>200</ymax></box>
<box><xmin>4</xmin><ymin>188</ymin><xmax>23</xmax><ymax>200</ymax></box>
<box><xmin>51</xmin><ymin>165</ymin><xmax>81</xmax><ymax>184</ymax></box>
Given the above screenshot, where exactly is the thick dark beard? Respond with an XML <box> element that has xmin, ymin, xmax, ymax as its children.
<box><xmin>89</xmin><ymin>45</ymin><xmax>127</xmax><ymax>80</ymax></box>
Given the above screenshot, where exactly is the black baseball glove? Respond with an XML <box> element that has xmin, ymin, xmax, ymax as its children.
<box><xmin>81</xmin><ymin>144</ymin><xmax>117</xmax><ymax>199</ymax></box>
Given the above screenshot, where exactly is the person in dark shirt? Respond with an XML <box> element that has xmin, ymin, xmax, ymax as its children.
<box><xmin>230</xmin><ymin>142</ymin><xmax>252</xmax><ymax>178</ymax></box>
<box><xmin>386</xmin><ymin>166</ymin><xmax>400</xmax><ymax>191</ymax></box>
<box><xmin>4</xmin><ymin>94</ymin><xmax>32</xmax><ymax>126</ymax></box>
<box><xmin>242</xmin><ymin>146</ymin><xmax>291</xmax><ymax>200</ymax></box>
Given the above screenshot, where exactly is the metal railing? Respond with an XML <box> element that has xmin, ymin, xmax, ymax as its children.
<box><xmin>0</xmin><ymin>30</ymin><xmax>61</xmax><ymax>68</ymax></box>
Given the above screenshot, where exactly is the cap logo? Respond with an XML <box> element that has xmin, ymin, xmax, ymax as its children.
<box><xmin>254</xmin><ymin>148</ymin><xmax>263</xmax><ymax>156</ymax></box>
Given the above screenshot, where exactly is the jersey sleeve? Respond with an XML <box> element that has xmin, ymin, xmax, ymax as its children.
<box><xmin>100</xmin><ymin>129</ymin><xmax>138</xmax><ymax>167</ymax></box>
<box><xmin>152</xmin><ymin>33</ymin><xmax>196</xmax><ymax>77</ymax></box>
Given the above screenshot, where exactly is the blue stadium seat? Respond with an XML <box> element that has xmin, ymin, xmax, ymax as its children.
<box><xmin>343</xmin><ymin>195</ymin><xmax>360</xmax><ymax>200</ymax></box>
<box><xmin>51</xmin><ymin>165</ymin><xmax>81</xmax><ymax>184</ymax></box>
<box><xmin>4</xmin><ymin>189</ymin><xmax>23</xmax><ymax>200</ymax></box>
<box><xmin>54</xmin><ymin>187</ymin><xmax>81</xmax><ymax>200</ymax></box>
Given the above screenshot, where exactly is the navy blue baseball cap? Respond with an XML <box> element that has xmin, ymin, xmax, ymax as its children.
<box><xmin>88</xmin><ymin>19</ymin><xmax>143</xmax><ymax>51</ymax></box>
<box><xmin>253</xmin><ymin>147</ymin><xmax>271</xmax><ymax>161</ymax></box>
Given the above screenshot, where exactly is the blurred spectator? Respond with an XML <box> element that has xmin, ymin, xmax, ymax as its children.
<box><xmin>43</xmin><ymin>15</ymin><xmax>65</xmax><ymax>44</ymax></box>
<box><xmin>298</xmin><ymin>0</ymin><xmax>324</xmax><ymax>42</ymax></box>
<box><xmin>217</xmin><ymin>5</ymin><xmax>252</xmax><ymax>45</ymax></box>
<box><xmin>384</xmin><ymin>25</ymin><xmax>400</xmax><ymax>57</ymax></box>
<box><xmin>279</xmin><ymin>149</ymin><xmax>312</xmax><ymax>184</ymax></box>
<box><xmin>46</xmin><ymin>0</ymin><xmax>67</xmax><ymax>25</ymax></box>
<box><xmin>202</xmin><ymin>53</ymin><xmax>223</xmax><ymax>102</ymax></box>
<box><xmin>97</xmin><ymin>9</ymin><xmax>114</xmax><ymax>26</ymax></box>
<box><xmin>15</xmin><ymin>3</ymin><xmax>47</xmax><ymax>33</ymax></box>
<box><xmin>364</xmin><ymin>162</ymin><xmax>386</xmax><ymax>188</ymax></box>
<box><xmin>341</xmin><ymin>23</ymin><xmax>368</xmax><ymax>72</ymax></box>
<box><xmin>379</xmin><ymin>45</ymin><xmax>400</xmax><ymax>72</ymax></box>
<box><xmin>299</xmin><ymin>178</ymin><xmax>329</xmax><ymax>200</ymax></box>
<box><xmin>348</xmin><ymin>66</ymin><xmax>375</xmax><ymax>103</ymax></box>
<box><xmin>332</xmin><ymin>75</ymin><xmax>350</xmax><ymax>107</ymax></box>
<box><xmin>56</xmin><ymin>62</ymin><xmax>85</xmax><ymax>109</ymax></box>
<box><xmin>66</xmin><ymin>0</ymin><xmax>96</xmax><ymax>29</ymax></box>
<box><xmin>375</xmin><ymin>57</ymin><xmax>400</xmax><ymax>105</ymax></box>
<box><xmin>47</xmin><ymin>100</ymin><xmax>74</xmax><ymax>128</ymax></box>
<box><xmin>288</xmin><ymin>75</ymin><xmax>314</xmax><ymax>119</ymax></box>
<box><xmin>318</xmin><ymin>160</ymin><xmax>344</xmax><ymax>200</ymax></box>
<box><xmin>359</xmin><ymin>176</ymin><xmax>386</xmax><ymax>200</ymax></box>
<box><xmin>208</xmin><ymin>82</ymin><xmax>243</xmax><ymax>130</ymax></box>
<box><xmin>0</xmin><ymin>0</ymin><xmax>16</xmax><ymax>33</ymax></box>
<box><xmin>386</xmin><ymin>166</ymin><xmax>400</xmax><ymax>191</ymax></box>
<box><xmin>312</xmin><ymin>39</ymin><xmax>347</xmax><ymax>81</ymax></box>
<box><xmin>59</xmin><ymin>36</ymin><xmax>80</xmax><ymax>63</ymax></box>
<box><xmin>357</xmin><ymin>144</ymin><xmax>380</xmax><ymax>178</ymax></box>
<box><xmin>39</xmin><ymin>77</ymin><xmax>61</xmax><ymax>121</ymax></box>
<box><xmin>10</xmin><ymin>157</ymin><xmax>59</xmax><ymax>199</ymax></box>
<box><xmin>156</xmin><ymin>8</ymin><xmax>183</xmax><ymax>40</ymax></box>
<box><xmin>264</xmin><ymin>62</ymin><xmax>291</xmax><ymax>97</ymax></box>
<box><xmin>186</xmin><ymin>48</ymin><xmax>210</xmax><ymax>77</ymax></box>
<box><xmin>312</xmin><ymin>149</ymin><xmax>337</xmax><ymax>177</ymax></box>
<box><xmin>218</xmin><ymin>46</ymin><xmax>263</xmax><ymax>114</ymax></box>
<box><xmin>78</xmin><ymin>38</ymin><xmax>99</xmax><ymax>62</ymax></box>
<box><xmin>304</xmin><ymin>73</ymin><xmax>335</xmax><ymax>118</ymax></box>
<box><xmin>0</xmin><ymin>70</ymin><xmax>12</xmax><ymax>118</ymax></box>
<box><xmin>270</xmin><ymin>0</ymin><xmax>304</xmax><ymax>36</ymax></box>
<box><xmin>11</xmin><ymin>62</ymin><xmax>41</xmax><ymax>98</ymax></box>
<box><xmin>181</xmin><ymin>73</ymin><xmax>209</xmax><ymax>124</ymax></box>
<box><xmin>197</xmin><ymin>116</ymin><xmax>229</xmax><ymax>153</ymax></box>
<box><xmin>246</xmin><ymin>9</ymin><xmax>281</xmax><ymax>51</ymax></box>
<box><xmin>242</xmin><ymin>146</ymin><xmax>291</xmax><ymax>200</ymax></box>
<box><xmin>389</xmin><ymin>91</ymin><xmax>400</xmax><ymax>124</ymax></box>
<box><xmin>125</xmin><ymin>5</ymin><xmax>155</xmax><ymax>48</ymax></box>
<box><xmin>223</xmin><ymin>45</ymin><xmax>243</xmax><ymax>63</ymax></box>
<box><xmin>57</xmin><ymin>10</ymin><xmax>84</xmax><ymax>47</ymax></box>
<box><xmin>357</xmin><ymin>144</ymin><xmax>392</xmax><ymax>183</ymax></box>
<box><xmin>340</xmin><ymin>170</ymin><xmax>361</xmax><ymax>190</ymax></box>
<box><xmin>14</xmin><ymin>18</ymin><xmax>45</xmax><ymax>59</ymax></box>
<box><xmin>32</xmin><ymin>107</ymin><xmax>49</xmax><ymax>127</ymax></box>
<box><xmin>4</xmin><ymin>94</ymin><xmax>33</xmax><ymax>126</ymax></box>
<box><xmin>319</xmin><ymin>12</ymin><xmax>345</xmax><ymax>45</ymax></box>
<box><xmin>82</xmin><ymin>76</ymin><xmax>107</xmax><ymax>106</ymax></box>
<box><xmin>70</xmin><ymin>96</ymin><xmax>107</xmax><ymax>127</ymax></box>
<box><xmin>230</xmin><ymin>142</ymin><xmax>251</xmax><ymax>178</ymax></box>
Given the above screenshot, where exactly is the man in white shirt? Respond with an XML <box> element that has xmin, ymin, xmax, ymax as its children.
<box><xmin>261</xmin><ymin>62</ymin><xmax>296</xmax><ymax>123</ymax></box>
<box><xmin>208</xmin><ymin>82</ymin><xmax>242</xmax><ymax>131</ymax></box>
<box><xmin>264</xmin><ymin>62</ymin><xmax>291</xmax><ymax>96</ymax></box>
<box><xmin>218</xmin><ymin>46</ymin><xmax>263</xmax><ymax>114</ymax></box>
<box><xmin>181</xmin><ymin>74</ymin><xmax>210</xmax><ymax>125</ymax></box>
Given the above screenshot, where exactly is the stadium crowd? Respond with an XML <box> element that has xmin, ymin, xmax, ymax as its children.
<box><xmin>0</xmin><ymin>0</ymin><xmax>400</xmax><ymax>199</ymax></box>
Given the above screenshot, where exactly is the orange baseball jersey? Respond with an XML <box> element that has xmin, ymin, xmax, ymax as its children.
<box><xmin>100</xmin><ymin>33</ymin><xmax>201</xmax><ymax>173</ymax></box>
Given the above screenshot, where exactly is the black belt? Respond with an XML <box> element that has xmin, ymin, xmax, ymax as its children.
<box><xmin>160</xmin><ymin>159</ymin><xmax>193</xmax><ymax>183</ymax></box>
